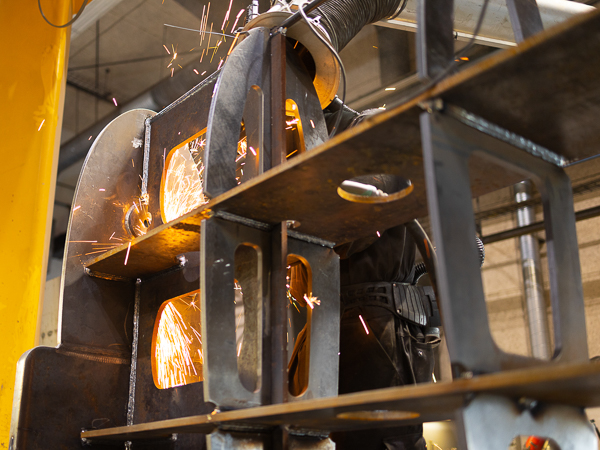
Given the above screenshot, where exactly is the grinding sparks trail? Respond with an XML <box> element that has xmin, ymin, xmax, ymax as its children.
<box><xmin>303</xmin><ymin>294</ymin><xmax>321</xmax><ymax>310</ymax></box>
<box><xmin>359</xmin><ymin>314</ymin><xmax>369</xmax><ymax>335</ymax></box>
<box><xmin>154</xmin><ymin>294</ymin><xmax>203</xmax><ymax>389</ymax></box>
<box><xmin>230</xmin><ymin>9</ymin><xmax>245</xmax><ymax>33</ymax></box>
<box><xmin>221</xmin><ymin>0</ymin><xmax>233</xmax><ymax>31</ymax></box>
<box><xmin>38</xmin><ymin>119</ymin><xmax>45</xmax><ymax>131</ymax></box>
<box><xmin>162</xmin><ymin>138</ymin><xmax>209</xmax><ymax>222</ymax></box>
<box><xmin>124</xmin><ymin>242</ymin><xmax>131</xmax><ymax>265</ymax></box>
<box><xmin>113</xmin><ymin>97</ymin><xmax>118</xmax><ymax>107</ymax></box>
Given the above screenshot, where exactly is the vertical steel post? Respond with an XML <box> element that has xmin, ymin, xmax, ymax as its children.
<box><xmin>416</xmin><ymin>0</ymin><xmax>455</xmax><ymax>80</ymax></box>
<box><xmin>515</xmin><ymin>181</ymin><xmax>552</xmax><ymax>359</ymax></box>
<box><xmin>505</xmin><ymin>0</ymin><xmax>544</xmax><ymax>43</ymax></box>
<box><xmin>271</xmin><ymin>31</ymin><xmax>287</xmax><ymax>167</ymax></box>
<box><xmin>271</xmin><ymin>222</ymin><xmax>289</xmax><ymax>404</ymax></box>
<box><xmin>270</xmin><ymin>31</ymin><xmax>289</xmax><ymax>405</ymax></box>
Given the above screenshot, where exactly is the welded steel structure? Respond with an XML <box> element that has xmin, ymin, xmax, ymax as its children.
<box><xmin>10</xmin><ymin>1</ymin><xmax>600</xmax><ymax>449</ymax></box>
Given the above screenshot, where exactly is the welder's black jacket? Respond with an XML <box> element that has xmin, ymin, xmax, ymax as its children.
<box><xmin>334</xmin><ymin>224</ymin><xmax>434</xmax><ymax>450</ymax></box>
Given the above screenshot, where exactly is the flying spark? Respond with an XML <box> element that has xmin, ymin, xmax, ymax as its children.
<box><xmin>221</xmin><ymin>0</ymin><xmax>233</xmax><ymax>31</ymax></box>
<box><xmin>38</xmin><ymin>119</ymin><xmax>45</xmax><ymax>131</ymax></box>
<box><xmin>154</xmin><ymin>294</ymin><xmax>203</xmax><ymax>389</ymax></box>
<box><xmin>230</xmin><ymin>9</ymin><xmax>245</xmax><ymax>33</ymax></box>
<box><xmin>359</xmin><ymin>315</ymin><xmax>369</xmax><ymax>335</ymax></box>
<box><xmin>124</xmin><ymin>241</ymin><xmax>131</xmax><ymax>265</ymax></box>
<box><xmin>162</xmin><ymin>138</ymin><xmax>209</xmax><ymax>222</ymax></box>
<box><xmin>113</xmin><ymin>98</ymin><xmax>118</xmax><ymax>107</ymax></box>
<box><xmin>303</xmin><ymin>294</ymin><xmax>321</xmax><ymax>310</ymax></box>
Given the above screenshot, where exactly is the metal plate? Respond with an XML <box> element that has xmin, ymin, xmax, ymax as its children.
<box><xmin>61</xmin><ymin>108</ymin><xmax>155</xmax><ymax>351</ymax></box>
<box><xmin>87</xmin><ymin>10</ymin><xmax>600</xmax><ymax>275</ymax></box>
<box><xmin>81</xmin><ymin>361</ymin><xmax>600</xmax><ymax>441</ymax></box>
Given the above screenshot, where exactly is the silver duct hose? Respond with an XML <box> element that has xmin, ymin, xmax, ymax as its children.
<box><xmin>308</xmin><ymin>0</ymin><xmax>405</xmax><ymax>51</ymax></box>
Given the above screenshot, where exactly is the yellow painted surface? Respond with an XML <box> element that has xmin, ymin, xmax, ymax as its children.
<box><xmin>0</xmin><ymin>0</ymin><xmax>73</xmax><ymax>446</ymax></box>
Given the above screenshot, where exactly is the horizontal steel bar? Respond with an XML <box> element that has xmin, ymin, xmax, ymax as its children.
<box><xmin>481</xmin><ymin>204</ymin><xmax>600</xmax><ymax>244</ymax></box>
<box><xmin>81</xmin><ymin>361</ymin><xmax>600</xmax><ymax>442</ymax></box>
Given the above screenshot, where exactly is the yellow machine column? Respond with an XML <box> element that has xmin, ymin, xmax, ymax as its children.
<box><xmin>0</xmin><ymin>0</ymin><xmax>76</xmax><ymax>445</ymax></box>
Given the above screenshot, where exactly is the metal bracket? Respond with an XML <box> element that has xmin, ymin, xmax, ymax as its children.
<box><xmin>420</xmin><ymin>106</ymin><xmax>588</xmax><ymax>374</ymax></box>
<box><xmin>201</xmin><ymin>216</ymin><xmax>340</xmax><ymax>410</ymax></box>
<box><xmin>455</xmin><ymin>395</ymin><xmax>597</xmax><ymax>449</ymax></box>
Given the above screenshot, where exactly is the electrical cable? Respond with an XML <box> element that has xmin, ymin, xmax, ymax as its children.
<box><xmin>297</xmin><ymin>5</ymin><xmax>347</xmax><ymax>138</ymax></box>
<box><xmin>38</xmin><ymin>0</ymin><xmax>91</xmax><ymax>28</ymax></box>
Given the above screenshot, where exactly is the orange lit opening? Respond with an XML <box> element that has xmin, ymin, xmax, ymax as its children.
<box><xmin>160</xmin><ymin>131</ymin><xmax>208</xmax><ymax>224</ymax></box>
<box><xmin>287</xmin><ymin>255</ymin><xmax>315</xmax><ymax>397</ymax></box>
<box><xmin>284</xmin><ymin>99</ymin><xmax>305</xmax><ymax>160</ymax></box>
<box><xmin>152</xmin><ymin>291</ymin><xmax>203</xmax><ymax>389</ymax></box>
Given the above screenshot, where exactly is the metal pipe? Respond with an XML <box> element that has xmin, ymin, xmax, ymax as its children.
<box><xmin>515</xmin><ymin>180</ymin><xmax>551</xmax><ymax>360</ymax></box>
<box><xmin>481</xmin><ymin>204</ymin><xmax>600</xmax><ymax>244</ymax></box>
<box><xmin>377</xmin><ymin>0</ymin><xmax>595</xmax><ymax>48</ymax></box>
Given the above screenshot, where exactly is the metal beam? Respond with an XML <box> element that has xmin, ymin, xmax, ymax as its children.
<box><xmin>1</xmin><ymin>0</ymin><xmax>72</xmax><ymax>446</ymax></box>
<box><xmin>481</xmin><ymin>204</ymin><xmax>600</xmax><ymax>244</ymax></box>
<box><xmin>376</xmin><ymin>0</ymin><xmax>594</xmax><ymax>48</ymax></box>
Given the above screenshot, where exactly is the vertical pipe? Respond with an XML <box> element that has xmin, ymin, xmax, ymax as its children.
<box><xmin>515</xmin><ymin>180</ymin><xmax>551</xmax><ymax>359</ymax></box>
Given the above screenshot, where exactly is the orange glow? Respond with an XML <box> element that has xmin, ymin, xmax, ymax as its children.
<box><xmin>161</xmin><ymin>134</ymin><xmax>209</xmax><ymax>223</ymax></box>
<box><xmin>152</xmin><ymin>291</ymin><xmax>203</xmax><ymax>389</ymax></box>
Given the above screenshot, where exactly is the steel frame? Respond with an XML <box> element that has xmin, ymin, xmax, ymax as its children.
<box><xmin>421</xmin><ymin>107</ymin><xmax>588</xmax><ymax>375</ymax></box>
<box><xmin>11</xmin><ymin>2</ymin><xmax>600</xmax><ymax>449</ymax></box>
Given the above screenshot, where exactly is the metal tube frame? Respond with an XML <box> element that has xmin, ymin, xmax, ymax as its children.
<box><xmin>420</xmin><ymin>105</ymin><xmax>588</xmax><ymax>375</ymax></box>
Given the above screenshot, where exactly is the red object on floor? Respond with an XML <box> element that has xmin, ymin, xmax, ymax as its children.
<box><xmin>524</xmin><ymin>436</ymin><xmax>546</xmax><ymax>450</ymax></box>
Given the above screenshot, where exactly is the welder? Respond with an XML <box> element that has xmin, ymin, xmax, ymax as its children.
<box><xmin>326</xmin><ymin>102</ymin><xmax>441</xmax><ymax>450</ymax></box>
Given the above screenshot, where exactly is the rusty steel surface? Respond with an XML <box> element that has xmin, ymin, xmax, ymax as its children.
<box><xmin>87</xmin><ymin>9</ymin><xmax>600</xmax><ymax>278</ymax></box>
<box><xmin>81</xmin><ymin>361</ymin><xmax>600</xmax><ymax>442</ymax></box>
<box><xmin>86</xmin><ymin>209</ymin><xmax>209</xmax><ymax>279</ymax></box>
